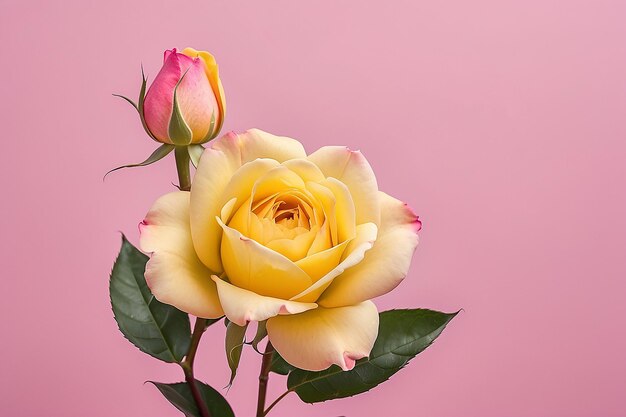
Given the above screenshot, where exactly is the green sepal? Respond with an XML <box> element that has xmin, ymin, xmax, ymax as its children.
<box><xmin>136</xmin><ymin>66</ymin><xmax>159</xmax><ymax>141</ymax></box>
<box><xmin>149</xmin><ymin>380</ymin><xmax>235</xmax><ymax>417</ymax></box>
<box><xmin>188</xmin><ymin>144</ymin><xmax>204</xmax><ymax>169</ymax></box>
<box><xmin>225</xmin><ymin>321</ymin><xmax>247</xmax><ymax>386</ymax></box>
<box><xmin>168</xmin><ymin>69</ymin><xmax>193</xmax><ymax>145</ymax></box>
<box><xmin>112</xmin><ymin>94</ymin><xmax>138</xmax><ymax>112</ymax></box>
<box><xmin>287</xmin><ymin>309</ymin><xmax>458</xmax><ymax>403</ymax></box>
<box><xmin>104</xmin><ymin>143</ymin><xmax>175</xmax><ymax>179</ymax></box>
<box><xmin>250</xmin><ymin>321</ymin><xmax>267</xmax><ymax>354</ymax></box>
<box><xmin>199</xmin><ymin>111</ymin><xmax>217</xmax><ymax>143</ymax></box>
<box><xmin>109</xmin><ymin>235</ymin><xmax>191</xmax><ymax>363</ymax></box>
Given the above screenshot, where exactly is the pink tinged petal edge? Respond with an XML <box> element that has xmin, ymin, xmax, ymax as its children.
<box><xmin>211</xmin><ymin>275</ymin><xmax>317</xmax><ymax>326</ymax></box>
<box><xmin>266</xmin><ymin>301</ymin><xmax>379</xmax><ymax>372</ymax></box>
<box><xmin>317</xmin><ymin>191</ymin><xmax>421</xmax><ymax>308</ymax></box>
<box><xmin>143</xmin><ymin>50</ymin><xmax>196</xmax><ymax>143</ymax></box>
<box><xmin>138</xmin><ymin>191</ymin><xmax>223</xmax><ymax>318</ymax></box>
<box><xmin>176</xmin><ymin>57</ymin><xmax>218</xmax><ymax>142</ymax></box>
<box><xmin>307</xmin><ymin>146</ymin><xmax>381</xmax><ymax>227</ymax></box>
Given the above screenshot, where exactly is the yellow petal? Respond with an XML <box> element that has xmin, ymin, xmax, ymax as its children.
<box><xmin>181</xmin><ymin>48</ymin><xmax>226</xmax><ymax>132</ymax></box>
<box><xmin>282</xmin><ymin>158</ymin><xmax>326</xmax><ymax>182</ymax></box>
<box><xmin>295</xmin><ymin>240</ymin><xmax>349</xmax><ymax>282</ymax></box>
<box><xmin>266</xmin><ymin>301</ymin><xmax>379</xmax><ymax>371</ymax></box>
<box><xmin>319</xmin><ymin>177</ymin><xmax>356</xmax><ymax>243</ymax></box>
<box><xmin>290</xmin><ymin>223</ymin><xmax>378</xmax><ymax>303</ymax></box>
<box><xmin>252</xmin><ymin>165</ymin><xmax>306</xmax><ymax>201</ymax></box>
<box><xmin>140</xmin><ymin>192</ymin><xmax>223</xmax><ymax>318</ymax></box>
<box><xmin>308</xmin><ymin>146</ymin><xmax>380</xmax><ymax>226</ymax></box>
<box><xmin>306</xmin><ymin>181</ymin><xmax>338</xmax><ymax>249</ymax></box>
<box><xmin>212</xmin><ymin>276</ymin><xmax>317</xmax><ymax>326</ymax></box>
<box><xmin>217</xmin><ymin>217</ymin><xmax>313</xmax><ymax>299</ymax></box>
<box><xmin>318</xmin><ymin>192</ymin><xmax>420</xmax><ymax>308</ymax></box>
<box><xmin>265</xmin><ymin>228</ymin><xmax>318</xmax><ymax>261</ymax></box>
<box><xmin>190</xmin><ymin>130</ymin><xmax>306</xmax><ymax>272</ymax></box>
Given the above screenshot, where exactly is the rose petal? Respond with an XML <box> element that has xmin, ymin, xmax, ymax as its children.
<box><xmin>282</xmin><ymin>158</ymin><xmax>326</xmax><ymax>182</ymax></box>
<box><xmin>318</xmin><ymin>177</ymin><xmax>356</xmax><ymax>243</ymax></box>
<box><xmin>266</xmin><ymin>301</ymin><xmax>379</xmax><ymax>371</ymax></box>
<box><xmin>217</xmin><ymin>217</ymin><xmax>313</xmax><ymax>299</ymax></box>
<box><xmin>318</xmin><ymin>191</ymin><xmax>420</xmax><ymax>308</ymax></box>
<box><xmin>176</xmin><ymin>56</ymin><xmax>218</xmax><ymax>142</ymax></box>
<box><xmin>212</xmin><ymin>276</ymin><xmax>317</xmax><ymax>326</ymax></box>
<box><xmin>290</xmin><ymin>223</ymin><xmax>378</xmax><ymax>303</ymax></box>
<box><xmin>181</xmin><ymin>48</ymin><xmax>226</xmax><ymax>130</ymax></box>
<box><xmin>307</xmin><ymin>146</ymin><xmax>380</xmax><ymax>226</ymax></box>
<box><xmin>143</xmin><ymin>50</ymin><xmax>188</xmax><ymax>143</ymax></box>
<box><xmin>190</xmin><ymin>130</ymin><xmax>306</xmax><ymax>272</ymax></box>
<box><xmin>139</xmin><ymin>192</ymin><xmax>223</xmax><ymax>318</ymax></box>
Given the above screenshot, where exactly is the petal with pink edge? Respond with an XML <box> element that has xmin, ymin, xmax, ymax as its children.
<box><xmin>318</xmin><ymin>191</ymin><xmax>420</xmax><ymax>308</ymax></box>
<box><xmin>211</xmin><ymin>276</ymin><xmax>317</xmax><ymax>326</ymax></box>
<box><xmin>139</xmin><ymin>192</ymin><xmax>223</xmax><ymax>318</ymax></box>
<box><xmin>266</xmin><ymin>301</ymin><xmax>379</xmax><ymax>371</ymax></box>
<box><xmin>307</xmin><ymin>146</ymin><xmax>380</xmax><ymax>226</ymax></box>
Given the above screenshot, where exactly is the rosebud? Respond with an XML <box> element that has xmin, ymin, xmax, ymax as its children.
<box><xmin>142</xmin><ymin>48</ymin><xmax>226</xmax><ymax>145</ymax></box>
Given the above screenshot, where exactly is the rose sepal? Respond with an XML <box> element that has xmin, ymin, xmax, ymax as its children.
<box><xmin>104</xmin><ymin>143</ymin><xmax>175</xmax><ymax>178</ymax></box>
<box><xmin>167</xmin><ymin>68</ymin><xmax>194</xmax><ymax>146</ymax></box>
<box><xmin>187</xmin><ymin>144</ymin><xmax>204</xmax><ymax>168</ymax></box>
<box><xmin>137</xmin><ymin>66</ymin><xmax>160</xmax><ymax>141</ymax></box>
<box><xmin>225</xmin><ymin>321</ymin><xmax>248</xmax><ymax>386</ymax></box>
<box><xmin>114</xmin><ymin>66</ymin><xmax>159</xmax><ymax>142</ymax></box>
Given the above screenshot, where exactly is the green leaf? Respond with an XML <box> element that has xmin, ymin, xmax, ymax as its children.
<box><xmin>225</xmin><ymin>321</ymin><xmax>247</xmax><ymax>385</ymax></box>
<box><xmin>104</xmin><ymin>143</ymin><xmax>174</xmax><ymax>178</ymax></box>
<box><xmin>203</xmin><ymin>316</ymin><xmax>224</xmax><ymax>329</ymax></box>
<box><xmin>287</xmin><ymin>309</ymin><xmax>458</xmax><ymax>403</ymax></box>
<box><xmin>150</xmin><ymin>380</ymin><xmax>235</xmax><ymax>417</ymax></box>
<box><xmin>109</xmin><ymin>235</ymin><xmax>191</xmax><ymax>363</ymax></box>
<box><xmin>270</xmin><ymin>351</ymin><xmax>296</xmax><ymax>376</ymax></box>
<box><xmin>188</xmin><ymin>144</ymin><xmax>204</xmax><ymax>169</ymax></box>
<box><xmin>168</xmin><ymin>69</ymin><xmax>193</xmax><ymax>145</ymax></box>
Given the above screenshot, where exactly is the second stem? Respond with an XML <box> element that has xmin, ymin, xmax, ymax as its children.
<box><xmin>256</xmin><ymin>342</ymin><xmax>274</xmax><ymax>417</ymax></box>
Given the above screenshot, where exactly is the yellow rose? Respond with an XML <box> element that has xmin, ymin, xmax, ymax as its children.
<box><xmin>139</xmin><ymin>129</ymin><xmax>421</xmax><ymax>371</ymax></box>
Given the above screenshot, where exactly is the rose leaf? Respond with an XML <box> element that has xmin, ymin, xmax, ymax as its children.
<box><xmin>109</xmin><ymin>235</ymin><xmax>191</xmax><ymax>363</ymax></box>
<box><xmin>287</xmin><ymin>308</ymin><xmax>458</xmax><ymax>403</ymax></box>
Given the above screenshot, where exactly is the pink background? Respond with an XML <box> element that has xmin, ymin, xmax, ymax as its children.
<box><xmin>2</xmin><ymin>0</ymin><xmax>625</xmax><ymax>416</ymax></box>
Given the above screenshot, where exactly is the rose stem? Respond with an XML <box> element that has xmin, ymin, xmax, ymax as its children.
<box><xmin>256</xmin><ymin>341</ymin><xmax>275</xmax><ymax>417</ymax></box>
<box><xmin>262</xmin><ymin>390</ymin><xmax>291</xmax><ymax>417</ymax></box>
<box><xmin>175</xmin><ymin>146</ymin><xmax>192</xmax><ymax>191</ymax></box>
<box><xmin>174</xmin><ymin>146</ymin><xmax>211</xmax><ymax>417</ymax></box>
<box><xmin>180</xmin><ymin>317</ymin><xmax>211</xmax><ymax>417</ymax></box>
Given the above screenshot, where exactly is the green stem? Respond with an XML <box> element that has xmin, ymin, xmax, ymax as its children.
<box><xmin>180</xmin><ymin>317</ymin><xmax>211</xmax><ymax>417</ymax></box>
<box><xmin>174</xmin><ymin>149</ymin><xmax>207</xmax><ymax>416</ymax></box>
<box><xmin>175</xmin><ymin>146</ymin><xmax>192</xmax><ymax>191</ymax></box>
<box><xmin>256</xmin><ymin>342</ymin><xmax>274</xmax><ymax>417</ymax></box>
<box><xmin>263</xmin><ymin>389</ymin><xmax>291</xmax><ymax>417</ymax></box>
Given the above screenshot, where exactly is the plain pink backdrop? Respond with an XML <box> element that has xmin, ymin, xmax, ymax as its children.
<box><xmin>1</xmin><ymin>1</ymin><xmax>625</xmax><ymax>416</ymax></box>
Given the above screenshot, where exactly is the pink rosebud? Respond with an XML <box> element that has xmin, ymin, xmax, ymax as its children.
<box><xmin>143</xmin><ymin>48</ymin><xmax>226</xmax><ymax>145</ymax></box>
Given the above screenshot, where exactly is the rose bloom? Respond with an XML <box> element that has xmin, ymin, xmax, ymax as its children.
<box><xmin>143</xmin><ymin>48</ymin><xmax>226</xmax><ymax>144</ymax></box>
<box><xmin>140</xmin><ymin>130</ymin><xmax>420</xmax><ymax>371</ymax></box>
